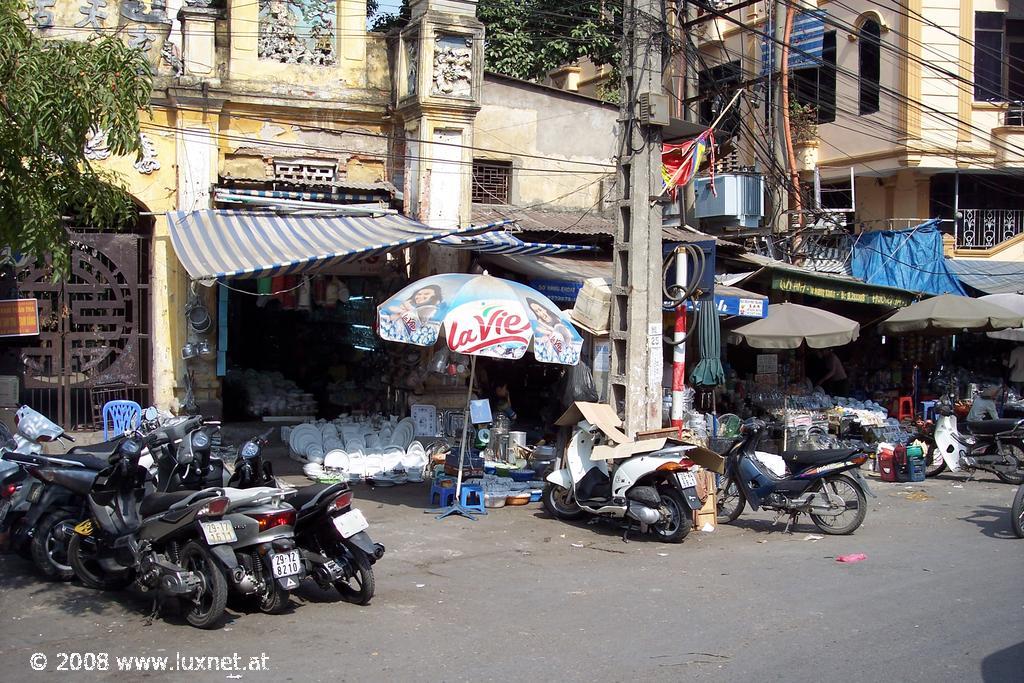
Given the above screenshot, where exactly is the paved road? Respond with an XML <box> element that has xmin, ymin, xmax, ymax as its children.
<box><xmin>1</xmin><ymin>470</ymin><xmax>1021</xmax><ymax>682</ymax></box>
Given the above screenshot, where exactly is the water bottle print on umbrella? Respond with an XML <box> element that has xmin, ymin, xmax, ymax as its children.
<box><xmin>378</xmin><ymin>272</ymin><xmax>584</xmax><ymax>520</ymax></box>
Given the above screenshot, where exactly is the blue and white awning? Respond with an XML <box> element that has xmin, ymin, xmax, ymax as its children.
<box><xmin>167</xmin><ymin>210</ymin><xmax>506</xmax><ymax>281</ymax></box>
<box><xmin>436</xmin><ymin>231</ymin><xmax>599</xmax><ymax>256</ymax></box>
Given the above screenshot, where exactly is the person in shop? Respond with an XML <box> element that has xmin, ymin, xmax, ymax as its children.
<box><xmin>814</xmin><ymin>349</ymin><xmax>849</xmax><ymax>397</ymax></box>
<box><xmin>1006</xmin><ymin>344</ymin><xmax>1024</xmax><ymax>396</ymax></box>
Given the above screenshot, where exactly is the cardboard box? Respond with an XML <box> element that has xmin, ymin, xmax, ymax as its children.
<box><xmin>570</xmin><ymin>278</ymin><xmax>612</xmax><ymax>334</ymax></box>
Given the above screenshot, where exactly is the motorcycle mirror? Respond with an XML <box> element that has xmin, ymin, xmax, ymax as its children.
<box><xmin>144</xmin><ymin>406</ymin><xmax>159</xmax><ymax>421</ymax></box>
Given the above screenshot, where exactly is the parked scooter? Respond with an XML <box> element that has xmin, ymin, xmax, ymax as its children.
<box><xmin>931</xmin><ymin>401</ymin><xmax>1024</xmax><ymax>484</ymax></box>
<box><xmin>66</xmin><ymin>435</ymin><xmax>232</xmax><ymax>629</ymax></box>
<box><xmin>0</xmin><ymin>407</ymin><xmax>132</xmax><ymax>580</ymax></box>
<box><xmin>229</xmin><ymin>430</ymin><xmax>384</xmax><ymax>604</ymax></box>
<box><xmin>716</xmin><ymin>419</ymin><xmax>872</xmax><ymax>535</ymax></box>
<box><xmin>543</xmin><ymin>411</ymin><xmax>707</xmax><ymax>543</ymax></box>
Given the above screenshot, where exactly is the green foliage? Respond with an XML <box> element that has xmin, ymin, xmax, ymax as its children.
<box><xmin>371</xmin><ymin>0</ymin><xmax>620</xmax><ymax>87</ymax></box>
<box><xmin>0</xmin><ymin>0</ymin><xmax>152</xmax><ymax>271</ymax></box>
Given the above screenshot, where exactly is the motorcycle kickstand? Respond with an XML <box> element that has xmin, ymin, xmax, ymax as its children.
<box><xmin>783</xmin><ymin>512</ymin><xmax>799</xmax><ymax>534</ymax></box>
<box><xmin>621</xmin><ymin>520</ymin><xmax>633</xmax><ymax>543</ymax></box>
<box><xmin>143</xmin><ymin>596</ymin><xmax>160</xmax><ymax>627</ymax></box>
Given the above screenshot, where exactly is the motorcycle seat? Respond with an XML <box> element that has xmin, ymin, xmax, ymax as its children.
<box><xmin>967</xmin><ymin>418</ymin><xmax>1023</xmax><ymax>435</ymax></box>
<box><xmin>780</xmin><ymin>448</ymin><xmax>858</xmax><ymax>467</ymax></box>
<box><xmin>140</xmin><ymin>490</ymin><xmax>197</xmax><ymax>516</ymax></box>
<box><xmin>291</xmin><ymin>483</ymin><xmax>346</xmax><ymax>512</ymax></box>
<box><xmin>67</xmin><ymin>437</ymin><xmax>126</xmax><ymax>461</ymax></box>
<box><xmin>17</xmin><ymin>451</ymin><xmax>109</xmax><ymax>471</ymax></box>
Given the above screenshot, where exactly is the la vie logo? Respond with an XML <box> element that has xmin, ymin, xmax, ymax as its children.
<box><xmin>447</xmin><ymin>304</ymin><xmax>530</xmax><ymax>354</ymax></box>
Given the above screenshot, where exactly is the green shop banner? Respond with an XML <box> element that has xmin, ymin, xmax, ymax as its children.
<box><xmin>772</xmin><ymin>274</ymin><xmax>914</xmax><ymax>308</ymax></box>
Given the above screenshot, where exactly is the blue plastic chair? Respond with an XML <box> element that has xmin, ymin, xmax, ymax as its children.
<box><xmin>102</xmin><ymin>400</ymin><xmax>142</xmax><ymax>440</ymax></box>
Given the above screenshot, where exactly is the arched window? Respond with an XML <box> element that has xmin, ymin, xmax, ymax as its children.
<box><xmin>859</xmin><ymin>19</ymin><xmax>881</xmax><ymax>115</ymax></box>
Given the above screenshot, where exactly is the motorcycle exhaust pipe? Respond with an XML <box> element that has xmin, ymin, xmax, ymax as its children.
<box><xmin>626</xmin><ymin>501</ymin><xmax>661</xmax><ymax>525</ymax></box>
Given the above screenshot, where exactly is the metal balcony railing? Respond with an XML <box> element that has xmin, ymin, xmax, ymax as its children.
<box><xmin>956</xmin><ymin>208</ymin><xmax>1024</xmax><ymax>249</ymax></box>
<box><xmin>1005</xmin><ymin>102</ymin><xmax>1024</xmax><ymax>126</ymax></box>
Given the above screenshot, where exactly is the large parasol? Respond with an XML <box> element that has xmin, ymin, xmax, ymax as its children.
<box><xmin>377</xmin><ymin>272</ymin><xmax>583</xmax><ymax>519</ymax></box>
<box><xmin>730</xmin><ymin>302</ymin><xmax>860</xmax><ymax>349</ymax></box>
<box><xmin>981</xmin><ymin>293</ymin><xmax>1024</xmax><ymax>342</ymax></box>
<box><xmin>878</xmin><ymin>293</ymin><xmax>1024</xmax><ymax>335</ymax></box>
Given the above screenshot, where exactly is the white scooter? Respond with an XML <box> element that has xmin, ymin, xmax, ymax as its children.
<box><xmin>933</xmin><ymin>403</ymin><xmax>1024</xmax><ymax>484</ymax></box>
<box><xmin>542</xmin><ymin>403</ymin><xmax>717</xmax><ymax>543</ymax></box>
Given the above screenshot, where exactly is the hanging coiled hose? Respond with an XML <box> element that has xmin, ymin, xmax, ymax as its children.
<box><xmin>662</xmin><ymin>244</ymin><xmax>707</xmax><ymax>346</ymax></box>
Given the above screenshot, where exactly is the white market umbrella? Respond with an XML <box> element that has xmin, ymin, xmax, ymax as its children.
<box><xmin>878</xmin><ymin>293</ymin><xmax>1024</xmax><ymax>335</ymax></box>
<box><xmin>730</xmin><ymin>302</ymin><xmax>860</xmax><ymax>349</ymax></box>
<box><xmin>982</xmin><ymin>293</ymin><xmax>1024</xmax><ymax>341</ymax></box>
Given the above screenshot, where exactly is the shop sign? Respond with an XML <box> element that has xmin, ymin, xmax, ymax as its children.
<box><xmin>444</xmin><ymin>301</ymin><xmax>533</xmax><ymax>359</ymax></box>
<box><xmin>772</xmin><ymin>275</ymin><xmax>914</xmax><ymax>307</ymax></box>
<box><xmin>0</xmin><ymin>299</ymin><xmax>39</xmax><ymax>337</ymax></box>
<box><xmin>530</xmin><ymin>279</ymin><xmax>583</xmax><ymax>303</ymax></box>
<box><xmin>716</xmin><ymin>295</ymin><xmax>767</xmax><ymax>318</ymax></box>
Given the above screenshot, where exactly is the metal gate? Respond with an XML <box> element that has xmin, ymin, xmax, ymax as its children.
<box><xmin>17</xmin><ymin>232</ymin><xmax>151</xmax><ymax>429</ymax></box>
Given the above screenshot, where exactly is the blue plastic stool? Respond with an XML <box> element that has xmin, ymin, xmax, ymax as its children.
<box><xmin>459</xmin><ymin>483</ymin><xmax>486</xmax><ymax>514</ymax></box>
<box><xmin>429</xmin><ymin>478</ymin><xmax>456</xmax><ymax>507</ymax></box>
<box><xmin>921</xmin><ymin>400</ymin><xmax>937</xmax><ymax>421</ymax></box>
<box><xmin>101</xmin><ymin>400</ymin><xmax>142</xmax><ymax>440</ymax></box>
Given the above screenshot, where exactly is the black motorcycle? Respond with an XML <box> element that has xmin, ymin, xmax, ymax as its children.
<box><xmin>1011</xmin><ymin>483</ymin><xmax>1024</xmax><ymax>539</ymax></box>
<box><xmin>66</xmin><ymin>435</ymin><xmax>232</xmax><ymax>629</ymax></box>
<box><xmin>716</xmin><ymin>419</ymin><xmax>873</xmax><ymax>535</ymax></box>
<box><xmin>229</xmin><ymin>430</ymin><xmax>384</xmax><ymax>604</ymax></box>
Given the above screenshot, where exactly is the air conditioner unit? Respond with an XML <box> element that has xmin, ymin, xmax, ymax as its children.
<box><xmin>693</xmin><ymin>173</ymin><xmax>765</xmax><ymax>230</ymax></box>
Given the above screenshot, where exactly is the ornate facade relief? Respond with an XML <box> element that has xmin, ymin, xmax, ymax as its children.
<box><xmin>127</xmin><ymin>24</ymin><xmax>155</xmax><ymax>52</ymax></box>
<box><xmin>120</xmin><ymin>0</ymin><xmax>171</xmax><ymax>24</ymax></box>
<box><xmin>432</xmin><ymin>34</ymin><xmax>472</xmax><ymax>98</ymax></box>
<box><xmin>75</xmin><ymin>0</ymin><xmax>108</xmax><ymax>29</ymax></box>
<box><xmin>258</xmin><ymin>0</ymin><xmax>336</xmax><ymax>66</ymax></box>
<box><xmin>405</xmin><ymin>37</ymin><xmax>418</xmax><ymax>97</ymax></box>
<box><xmin>83</xmin><ymin>127</ymin><xmax>111</xmax><ymax>161</ymax></box>
<box><xmin>32</xmin><ymin>0</ymin><xmax>55</xmax><ymax>28</ymax></box>
<box><xmin>161</xmin><ymin>40</ymin><xmax>184</xmax><ymax>76</ymax></box>
<box><xmin>134</xmin><ymin>132</ymin><xmax>161</xmax><ymax>174</ymax></box>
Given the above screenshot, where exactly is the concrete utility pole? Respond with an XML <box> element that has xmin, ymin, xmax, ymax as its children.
<box><xmin>609</xmin><ymin>0</ymin><xmax>665</xmax><ymax>437</ymax></box>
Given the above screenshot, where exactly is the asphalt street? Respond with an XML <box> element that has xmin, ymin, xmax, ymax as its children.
<box><xmin>1</xmin><ymin>468</ymin><xmax>1021</xmax><ymax>682</ymax></box>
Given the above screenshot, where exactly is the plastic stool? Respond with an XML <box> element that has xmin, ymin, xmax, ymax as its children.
<box><xmin>429</xmin><ymin>478</ymin><xmax>456</xmax><ymax>507</ymax></box>
<box><xmin>896</xmin><ymin>396</ymin><xmax>914</xmax><ymax>421</ymax></box>
<box><xmin>921</xmin><ymin>400</ymin><xmax>937</xmax><ymax>421</ymax></box>
<box><xmin>459</xmin><ymin>483</ymin><xmax>486</xmax><ymax>513</ymax></box>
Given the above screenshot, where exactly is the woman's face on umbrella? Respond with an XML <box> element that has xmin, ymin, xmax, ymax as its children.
<box><xmin>530</xmin><ymin>302</ymin><xmax>554</xmax><ymax>325</ymax></box>
<box><xmin>413</xmin><ymin>288</ymin><xmax>436</xmax><ymax>306</ymax></box>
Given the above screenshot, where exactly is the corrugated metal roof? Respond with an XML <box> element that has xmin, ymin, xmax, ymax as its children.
<box><xmin>947</xmin><ymin>259</ymin><xmax>1024</xmax><ymax>295</ymax></box>
<box><xmin>470</xmin><ymin>206</ymin><xmax>722</xmax><ymax>244</ymax></box>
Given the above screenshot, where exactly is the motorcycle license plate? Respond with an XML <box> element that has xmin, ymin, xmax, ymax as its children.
<box><xmin>271</xmin><ymin>550</ymin><xmax>301</xmax><ymax>578</ymax></box>
<box><xmin>199</xmin><ymin>520</ymin><xmax>237</xmax><ymax>545</ymax></box>
<box><xmin>332</xmin><ymin>509</ymin><xmax>369</xmax><ymax>539</ymax></box>
<box><xmin>675</xmin><ymin>471</ymin><xmax>697</xmax><ymax>489</ymax></box>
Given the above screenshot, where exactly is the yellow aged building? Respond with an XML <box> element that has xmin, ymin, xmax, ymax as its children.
<box><xmin>22</xmin><ymin>0</ymin><xmax>489</xmax><ymax>425</ymax></box>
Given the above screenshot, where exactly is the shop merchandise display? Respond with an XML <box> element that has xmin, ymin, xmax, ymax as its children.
<box><xmin>292</xmin><ymin>417</ymin><xmax>431</xmax><ymax>484</ymax></box>
<box><xmin>227</xmin><ymin>369</ymin><xmax>317</xmax><ymax>417</ymax></box>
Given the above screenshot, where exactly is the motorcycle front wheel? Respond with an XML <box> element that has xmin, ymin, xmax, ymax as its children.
<box><xmin>651</xmin><ymin>488</ymin><xmax>692</xmax><ymax>543</ymax></box>
<box><xmin>1011</xmin><ymin>484</ymin><xmax>1024</xmax><ymax>539</ymax></box>
<box><xmin>68</xmin><ymin>532</ymin><xmax>135</xmax><ymax>590</ymax></box>
<box><xmin>179</xmin><ymin>541</ymin><xmax>228</xmax><ymax>629</ymax></box>
<box><xmin>921</xmin><ymin>438</ymin><xmax>947</xmax><ymax>477</ymax></box>
<box><xmin>716</xmin><ymin>476</ymin><xmax>745</xmax><ymax>524</ymax></box>
<box><xmin>541</xmin><ymin>484</ymin><xmax>585</xmax><ymax>521</ymax></box>
<box><xmin>993</xmin><ymin>442</ymin><xmax>1024</xmax><ymax>485</ymax></box>
<box><xmin>334</xmin><ymin>549</ymin><xmax>375</xmax><ymax>605</ymax></box>
<box><xmin>809</xmin><ymin>474</ymin><xmax>867</xmax><ymax>535</ymax></box>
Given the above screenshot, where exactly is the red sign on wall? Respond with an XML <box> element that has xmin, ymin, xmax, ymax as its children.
<box><xmin>0</xmin><ymin>299</ymin><xmax>40</xmax><ymax>337</ymax></box>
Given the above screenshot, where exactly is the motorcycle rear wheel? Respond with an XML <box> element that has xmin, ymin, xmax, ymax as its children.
<box><xmin>542</xmin><ymin>484</ymin><xmax>585</xmax><ymax>521</ymax></box>
<box><xmin>809</xmin><ymin>474</ymin><xmax>866</xmax><ymax>535</ymax></box>
<box><xmin>255</xmin><ymin>575</ymin><xmax>290</xmax><ymax>615</ymax></box>
<box><xmin>993</xmin><ymin>443</ymin><xmax>1024</xmax><ymax>485</ymax></box>
<box><xmin>68</xmin><ymin>532</ymin><xmax>135</xmax><ymax>590</ymax></box>
<box><xmin>179</xmin><ymin>541</ymin><xmax>228</xmax><ymax>629</ymax></box>
<box><xmin>334</xmin><ymin>550</ymin><xmax>375</xmax><ymax>605</ymax></box>
<box><xmin>716</xmin><ymin>476</ymin><xmax>745</xmax><ymax>524</ymax></box>
<box><xmin>650</xmin><ymin>488</ymin><xmax>692</xmax><ymax>543</ymax></box>
<box><xmin>1011</xmin><ymin>484</ymin><xmax>1024</xmax><ymax>539</ymax></box>
<box><xmin>30</xmin><ymin>510</ymin><xmax>77</xmax><ymax>581</ymax></box>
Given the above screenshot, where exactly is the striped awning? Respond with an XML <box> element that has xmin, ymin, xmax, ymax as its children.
<box><xmin>167</xmin><ymin>210</ymin><xmax>506</xmax><ymax>281</ymax></box>
<box><xmin>436</xmin><ymin>231</ymin><xmax>599</xmax><ymax>255</ymax></box>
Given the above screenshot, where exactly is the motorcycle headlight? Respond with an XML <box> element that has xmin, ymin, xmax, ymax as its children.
<box><xmin>191</xmin><ymin>430</ymin><xmax>211</xmax><ymax>450</ymax></box>
<box><xmin>240</xmin><ymin>441</ymin><xmax>260</xmax><ymax>460</ymax></box>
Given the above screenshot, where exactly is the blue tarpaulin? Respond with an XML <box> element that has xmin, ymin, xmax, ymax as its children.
<box><xmin>850</xmin><ymin>220</ymin><xmax>966</xmax><ymax>296</ymax></box>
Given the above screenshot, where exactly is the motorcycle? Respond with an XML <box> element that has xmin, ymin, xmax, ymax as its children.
<box><xmin>228</xmin><ymin>430</ymin><xmax>384</xmax><ymax>605</ymax></box>
<box><xmin>1011</xmin><ymin>483</ymin><xmax>1024</xmax><ymax>539</ymax></box>
<box><xmin>66</xmin><ymin>434</ymin><xmax>232</xmax><ymax>629</ymax></box>
<box><xmin>716</xmin><ymin>419</ymin><xmax>872</xmax><ymax>535</ymax></box>
<box><xmin>542</xmin><ymin>409</ymin><xmax>708</xmax><ymax>543</ymax></box>
<box><xmin>0</xmin><ymin>406</ymin><xmax>132</xmax><ymax>580</ymax></box>
<box><xmin>931</xmin><ymin>402</ymin><xmax>1024</xmax><ymax>484</ymax></box>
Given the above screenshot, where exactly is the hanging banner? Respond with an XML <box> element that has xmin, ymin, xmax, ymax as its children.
<box><xmin>773</xmin><ymin>274</ymin><xmax>914</xmax><ymax>307</ymax></box>
<box><xmin>0</xmin><ymin>299</ymin><xmax>39</xmax><ymax>337</ymax></box>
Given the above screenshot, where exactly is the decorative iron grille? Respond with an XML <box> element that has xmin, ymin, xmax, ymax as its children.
<box><xmin>472</xmin><ymin>160</ymin><xmax>512</xmax><ymax>205</ymax></box>
<box><xmin>957</xmin><ymin>208</ymin><xmax>1024</xmax><ymax>249</ymax></box>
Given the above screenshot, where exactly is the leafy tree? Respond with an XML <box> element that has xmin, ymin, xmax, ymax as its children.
<box><xmin>0</xmin><ymin>0</ymin><xmax>152</xmax><ymax>271</ymax></box>
<box><xmin>372</xmin><ymin>0</ymin><xmax>620</xmax><ymax>84</ymax></box>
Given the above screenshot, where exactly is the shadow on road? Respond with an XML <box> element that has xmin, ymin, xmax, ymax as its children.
<box><xmin>959</xmin><ymin>505</ymin><xmax>1018</xmax><ymax>539</ymax></box>
<box><xmin>981</xmin><ymin>641</ymin><xmax>1024</xmax><ymax>681</ymax></box>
